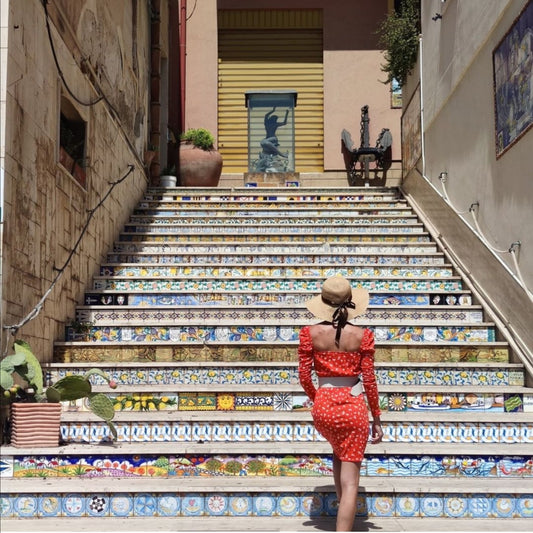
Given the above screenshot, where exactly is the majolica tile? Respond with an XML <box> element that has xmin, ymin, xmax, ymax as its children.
<box><xmin>276</xmin><ymin>493</ymin><xmax>299</xmax><ymax>516</ymax></box>
<box><xmin>419</xmin><ymin>495</ymin><xmax>444</xmax><ymax>517</ymax></box>
<box><xmin>370</xmin><ymin>494</ymin><xmax>394</xmax><ymax>517</ymax></box>
<box><xmin>228</xmin><ymin>493</ymin><xmax>252</xmax><ymax>516</ymax></box>
<box><xmin>63</xmin><ymin>494</ymin><xmax>86</xmax><ymax>516</ymax></box>
<box><xmin>253</xmin><ymin>493</ymin><xmax>277</xmax><ymax>516</ymax></box>
<box><xmin>301</xmin><ymin>492</ymin><xmax>324</xmax><ymax>516</ymax></box>
<box><xmin>516</xmin><ymin>495</ymin><xmax>533</xmax><ymax>517</ymax></box>
<box><xmin>171</xmin><ymin>422</ymin><xmax>191</xmax><ymax>441</ymax></box>
<box><xmin>39</xmin><ymin>494</ymin><xmax>61</xmax><ymax>517</ymax></box>
<box><xmin>491</xmin><ymin>496</ymin><xmax>515</xmax><ymax>518</ymax></box>
<box><xmin>157</xmin><ymin>494</ymin><xmax>180</xmax><ymax>516</ymax></box>
<box><xmin>109</xmin><ymin>493</ymin><xmax>134</xmax><ymax>517</ymax></box>
<box><xmin>468</xmin><ymin>494</ymin><xmax>491</xmax><ymax>518</ymax></box>
<box><xmin>181</xmin><ymin>493</ymin><xmax>204</xmax><ymax>516</ymax></box>
<box><xmin>396</xmin><ymin>495</ymin><xmax>419</xmax><ymax>517</ymax></box>
<box><xmin>443</xmin><ymin>495</ymin><xmax>468</xmax><ymax>518</ymax></box>
<box><xmin>86</xmin><ymin>494</ymin><xmax>109</xmax><ymax>516</ymax></box>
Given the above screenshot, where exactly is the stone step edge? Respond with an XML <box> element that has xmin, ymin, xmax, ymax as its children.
<box><xmin>114</xmin><ymin>241</ymin><xmax>444</xmax><ymax>251</ymax></box>
<box><xmin>45</xmin><ymin>360</ymin><xmax>518</xmax><ymax>368</ymax></box>
<box><xmin>57</xmin><ymin>410</ymin><xmax>532</xmax><ymax>423</ymax></box>
<box><xmin>75</xmin><ymin>304</ymin><xmax>482</xmax><ymax>311</ymax></box>
<box><xmin>2</xmin><ymin>442</ymin><xmax>530</xmax><ymax>458</ymax></box>
<box><xmin>54</xmin><ymin>340</ymin><xmax>508</xmax><ymax>347</ymax></box>
<box><xmin>1</xmin><ymin>517</ymin><xmax>532</xmax><ymax>533</ymax></box>
<box><xmin>3</xmin><ymin>476</ymin><xmax>531</xmax><ymax>494</ymax></box>
<box><xmin>86</xmin><ymin>384</ymin><xmax>528</xmax><ymax>394</ymax></box>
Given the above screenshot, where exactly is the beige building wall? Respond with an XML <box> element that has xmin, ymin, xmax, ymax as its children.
<box><xmin>402</xmin><ymin>0</ymin><xmax>533</xmax><ymax>368</ymax></box>
<box><xmin>1</xmin><ymin>0</ymin><xmax>153</xmax><ymax>360</ymax></box>
<box><xmin>185</xmin><ymin>0</ymin><xmax>401</xmax><ymax>182</ymax></box>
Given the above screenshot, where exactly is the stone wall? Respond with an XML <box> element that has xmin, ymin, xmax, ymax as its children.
<box><xmin>1</xmin><ymin>0</ymin><xmax>153</xmax><ymax>360</ymax></box>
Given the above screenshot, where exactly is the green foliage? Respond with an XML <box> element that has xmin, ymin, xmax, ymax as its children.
<box><xmin>377</xmin><ymin>0</ymin><xmax>420</xmax><ymax>87</ymax></box>
<box><xmin>160</xmin><ymin>165</ymin><xmax>176</xmax><ymax>176</ymax></box>
<box><xmin>180</xmin><ymin>128</ymin><xmax>215</xmax><ymax>150</ymax></box>
<box><xmin>0</xmin><ymin>341</ymin><xmax>118</xmax><ymax>439</ymax></box>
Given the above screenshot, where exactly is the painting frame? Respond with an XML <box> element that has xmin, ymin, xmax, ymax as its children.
<box><xmin>492</xmin><ymin>0</ymin><xmax>533</xmax><ymax>158</ymax></box>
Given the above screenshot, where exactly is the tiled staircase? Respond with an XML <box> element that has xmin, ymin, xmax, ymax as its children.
<box><xmin>1</xmin><ymin>186</ymin><xmax>532</xmax><ymax>530</ymax></box>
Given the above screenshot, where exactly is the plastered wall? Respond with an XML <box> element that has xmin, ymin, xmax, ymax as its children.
<box><xmin>402</xmin><ymin>0</ymin><xmax>533</xmax><ymax>364</ymax></box>
<box><xmin>1</xmin><ymin>0</ymin><xmax>152</xmax><ymax>360</ymax></box>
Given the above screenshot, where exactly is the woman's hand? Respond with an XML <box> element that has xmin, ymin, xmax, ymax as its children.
<box><xmin>370</xmin><ymin>419</ymin><xmax>383</xmax><ymax>444</ymax></box>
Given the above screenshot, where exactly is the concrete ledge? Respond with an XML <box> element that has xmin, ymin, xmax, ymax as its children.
<box><xmin>2</xmin><ymin>441</ymin><xmax>530</xmax><ymax>458</ymax></box>
<box><xmin>2</xmin><ymin>516</ymin><xmax>533</xmax><ymax>532</ymax></box>
<box><xmin>2</xmin><ymin>475</ymin><xmax>532</xmax><ymax>494</ymax></box>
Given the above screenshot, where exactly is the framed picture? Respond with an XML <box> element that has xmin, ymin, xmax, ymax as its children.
<box><xmin>492</xmin><ymin>0</ymin><xmax>533</xmax><ymax>158</ymax></box>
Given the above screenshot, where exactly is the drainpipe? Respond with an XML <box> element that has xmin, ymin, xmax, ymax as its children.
<box><xmin>179</xmin><ymin>0</ymin><xmax>186</xmax><ymax>131</ymax></box>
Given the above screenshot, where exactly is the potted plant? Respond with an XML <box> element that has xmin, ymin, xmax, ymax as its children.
<box><xmin>159</xmin><ymin>164</ymin><xmax>177</xmax><ymax>187</ymax></box>
<box><xmin>1</xmin><ymin>340</ymin><xmax>118</xmax><ymax>447</ymax></box>
<box><xmin>179</xmin><ymin>128</ymin><xmax>223</xmax><ymax>187</ymax></box>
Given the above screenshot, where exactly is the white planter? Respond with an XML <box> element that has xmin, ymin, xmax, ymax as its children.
<box><xmin>159</xmin><ymin>175</ymin><xmax>177</xmax><ymax>187</ymax></box>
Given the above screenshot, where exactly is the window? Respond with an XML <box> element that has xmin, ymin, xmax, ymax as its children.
<box><xmin>59</xmin><ymin>98</ymin><xmax>87</xmax><ymax>187</ymax></box>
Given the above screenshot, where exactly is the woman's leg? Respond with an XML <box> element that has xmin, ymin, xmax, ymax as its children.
<box><xmin>333</xmin><ymin>453</ymin><xmax>342</xmax><ymax>500</ymax></box>
<box><xmin>336</xmin><ymin>460</ymin><xmax>361</xmax><ymax>531</ymax></box>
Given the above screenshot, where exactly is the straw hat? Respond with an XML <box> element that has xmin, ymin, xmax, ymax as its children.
<box><xmin>305</xmin><ymin>275</ymin><xmax>369</xmax><ymax>322</ymax></box>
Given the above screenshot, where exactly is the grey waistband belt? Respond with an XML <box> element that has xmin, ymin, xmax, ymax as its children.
<box><xmin>318</xmin><ymin>376</ymin><xmax>363</xmax><ymax>396</ymax></box>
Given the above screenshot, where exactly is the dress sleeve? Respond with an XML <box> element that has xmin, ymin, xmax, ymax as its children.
<box><xmin>298</xmin><ymin>326</ymin><xmax>316</xmax><ymax>402</ymax></box>
<box><xmin>359</xmin><ymin>329</ymin><xmax>381</xmax><ymax>419</ymax></box>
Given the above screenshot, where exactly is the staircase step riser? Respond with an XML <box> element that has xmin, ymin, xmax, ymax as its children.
<box><xmin>92</xmin><ymin>279</ymin><xmax>463</xmax><ymax>292</ymax></box>
<box><xmin>64</xmin><ymin>325</ymin><xmax>496</xmax><ymax>343</ymax></box>
<box><xmin>55</xmin><ymin>420</ymin><xmax>531</xmax><ymax>444</ymax></box>
<box><xmin>110</xmin><ymin>251</ymin><xmax>444</xmax><ymax>263</ymax></box>
<box><xmin>54</xmin><ymin>344</ymin><xmax>510</xmax><ymax>363</ymax></box>
<box><xmin>82</xmin><ymin>291</ymin><xmax>473</xmax><ymax>307</ymax></box>
<box><xmin>75</xmin><ymin>307</ymin><xmax>484</xmax><ymax>325</ymax></box>
<box><xmin>47</xmin><ymin>366</ymin><xmax>525</xmax><ymax>388</ymax></box>
<box><xmin>5</xmin><ymin>453</ymin><xmax>532</xmax><ymax>479</ymax></box>
<box><xmin>3</xmin><ymin>490</ymin><xmax>531</xmax><ymax>520</ymax></box>
<box><xmin>98</xmin><ymin>266</ymin><xmax>456</xmax><ymax>277</ymax></box>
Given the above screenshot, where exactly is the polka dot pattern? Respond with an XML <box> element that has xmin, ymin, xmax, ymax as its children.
<box><xmin>298</xmin><ymin>326</ymin><xmax>381</xmax><ymax>462</ymax></box>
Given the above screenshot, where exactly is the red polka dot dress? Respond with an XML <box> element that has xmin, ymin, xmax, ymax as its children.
<box><xmin>298</xmin><ymin>326</ymin><xmax>381</xmax><ymax>462</ymax></box>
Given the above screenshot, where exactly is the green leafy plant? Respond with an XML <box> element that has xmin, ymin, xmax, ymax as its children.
<box><xmin>0</xmin><ymin>340</ymin><xmax>118</xmax><ymax>439</ymax></box>
<box><xmin>180</xmin><ymin>128</ymin><xmax>215</xmax><ymax>151</ymax></box>
<box><xmin>377</xmin><ymin>0</ymin><xmax>420</xmax><ymax>87</ymax></box>
<box><xmin>160</xmin><ymin>165</ymin><xmax>177</xmax><ymax>176</ymax></box>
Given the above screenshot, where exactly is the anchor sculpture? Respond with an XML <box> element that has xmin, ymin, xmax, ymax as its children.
<box><xmin>342</xmin><ymin>105</ymin><xmax>392</xmax><ymax>182</ymax></box>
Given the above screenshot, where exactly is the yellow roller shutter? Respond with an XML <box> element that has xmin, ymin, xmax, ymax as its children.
<box><xmin>218</xmin><ymin>9</ymin><xmax>323</xmax><ymax>173</ymax></box>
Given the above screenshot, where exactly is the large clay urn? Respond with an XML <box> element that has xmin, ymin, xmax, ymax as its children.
<box><xmin>179</xmin><ymin>142</ymin><xmax>223</xmax><ymax>187</ymax></box>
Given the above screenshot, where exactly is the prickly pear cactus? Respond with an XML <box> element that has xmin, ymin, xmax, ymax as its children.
<box><xmin>46</xmin><ymin>375</ymin><xmax>91</xmax><ymax>402</ymax></box>
<box><xmin>89</xmin><ymin>393</ymin><xmax>117</xmax><ymax>439</ymax></box>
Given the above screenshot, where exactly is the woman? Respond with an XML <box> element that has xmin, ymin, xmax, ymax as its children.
<box><xmin>298</xmin><ymin>275</ymin><xmax>383</xmax><ymax>531</ymax></box>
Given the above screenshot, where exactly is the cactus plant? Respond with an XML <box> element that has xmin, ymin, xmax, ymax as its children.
<box><xmin>1</xmin><ymin>340</ymin><xmax>118</xmax><ymax>440</ymax></box>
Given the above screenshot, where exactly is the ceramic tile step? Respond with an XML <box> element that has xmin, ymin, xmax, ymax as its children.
<box><xmin>3</xmin><ymin>451</ymin><xmax>533</xmax><ymax>485</ymax></box>
<box><xmin>70</xmin><ymin>312</ymin><xmax>492</xmax><ymax>331</ymax></box>
<box><xmin>97</xmin><ymin>265</ymin><xmax>456</xmax><ymax>279</ymax></box>
<box><xmin>127</xmin><ymin>217</ymin><xmax>425</xmax><ymax>228</ymax></box>
<box><xmin>110</xmin><ymin>247</ymin><xmax>446</xmax><ymax>264</ymax></box>
<box><xmin>53</xmin><ymin>341</ymin><xmax>511</xmax><ymax>364</ymax></box>
<box><xmin>119</xmin><ymin>233</ymin><xmax>434</xmax><ymax>244</ymax></box>
<box><xmin>133</xmin><ymin>209</ymin><xmax>419</xmax><ymax>220</ymax></box>
<box><xmin>91</xmin><ymin>277</ymin><xmax>464</xmax><ymax>293</ymax></box>
<box><xmin>55</xmin><ymin>416</ymin><xmax>532</xmax><ymax>446</ymax></box>
<box><xmin>140</xmin><ymin>195</ymin><xmax>408</xmax><ymax>207</ymax></box>
<box><xmin>122</xmin><ymin>224</ymin><xmax>427</xmax><ymax>236</ymax></box>
<box><xmin>81</xmin><ymin>289</ymin><xmax>475</xmax><ymax>307</ymax></box>
<box><xmin>46</xmin><ymin>361</ymin><xmax>525</xmax><ymax>387</ymax></box>
<box><xmin>1</xmin><ymin>491</ymin><xmax>532</xmax><ymax>524</ymax></box>
<box><xmin>63</xmin><ymin>323</ymin><xmax>496</xmax><ymax>344</ymax></box>
<box><xmin>74</xmin><ymin>304</ymin><xmax>485</xmax><ymax>326</ymax></box>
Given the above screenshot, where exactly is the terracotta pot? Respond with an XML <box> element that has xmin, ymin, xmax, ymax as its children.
<box><xmin>179</xmin><ymin>142</ymin><xmax>223</xmax><ymax>187</ymax></box>
<box><xmin>10</xmin><ymin>403</ymin><xmax>62</xmax><ymax>447</ymax></box>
